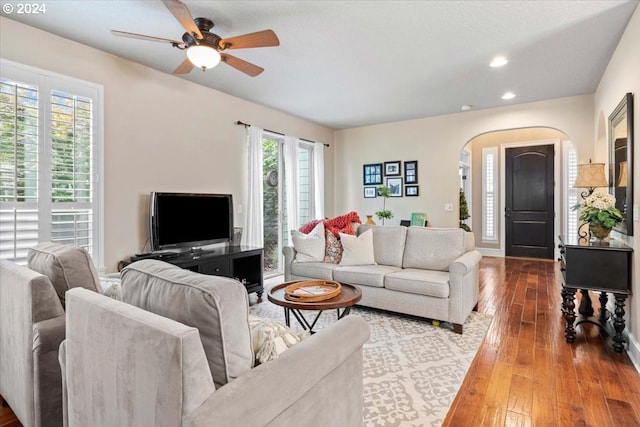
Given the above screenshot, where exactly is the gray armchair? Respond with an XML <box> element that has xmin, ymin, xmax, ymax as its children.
<box><xmin>0</xmin><ymin>243</ymin><xmax>102</xmax><ymax>427</ymax></box>
<box><xmin>60</xmin><ymin>261</ymin><xmax>370</xmax><ymax>427</ymax></box>
<box><xmin>0</xmin><ymin>259</ymin><xmax>65</xmax><ymax>427</ymax></box>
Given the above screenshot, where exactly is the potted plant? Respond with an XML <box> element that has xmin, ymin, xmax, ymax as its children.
<box><xmin>459</xmin><ymin>188</ymin><xmax>471</xmax><ymax>232</ymax></box>
<box><xmin>375</xmin><ymin>185</ymin><xmax>393</xmax><ymax>225</ymax></box>
<box><xmin>572</xmin><ymin>191</ymin><xmax>623</xmax><ymax>241</ymax></box>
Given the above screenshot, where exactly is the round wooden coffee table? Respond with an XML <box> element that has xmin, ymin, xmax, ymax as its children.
<box><xmin>268</xmin><ymin>281</ymin><xmax>362</xmax><ymax>333</ymax></box>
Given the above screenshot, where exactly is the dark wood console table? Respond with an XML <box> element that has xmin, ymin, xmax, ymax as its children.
<box><xmin>130</xmin><ymin>246</ymin><xmax>264</xmax><ymax>297</ymax></box>
<box><xmin>558</xmin><ymin>235</ymin><xmax>632</xmax><ymax>352</ymax></box>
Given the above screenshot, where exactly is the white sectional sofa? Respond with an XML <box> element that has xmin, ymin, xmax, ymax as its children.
<box><xmin>283</xmin><ymin>225</ymin><xmax>482</xmax><ymax>333</ymax></box>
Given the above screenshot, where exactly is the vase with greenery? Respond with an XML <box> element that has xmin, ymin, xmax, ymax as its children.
<box><xmin>375</xmin><ymin>185</ymin><xmax>393</xmax><ymax>225</ymax></box>
<box><xmin>459</xmin><ymin>188</ymin><xmax>471</xmax><ymax>232</ymax></box>
<box><xmin>572</xmin><ymin>191</ymin><xmax>623</xmax><ymax>241</ymax></box>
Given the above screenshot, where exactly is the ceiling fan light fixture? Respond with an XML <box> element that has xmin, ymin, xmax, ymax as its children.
<box><xmin>187</xmin><ymin>45</ymin><xmax>221</xmax><ymax>71</ymax></box>
<box><xmin>490</xmin><ymin>56</ymin><xmax>508</xmax><ymax>67</ymax></box>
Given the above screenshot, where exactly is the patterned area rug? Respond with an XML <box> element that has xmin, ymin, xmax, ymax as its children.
<box><xmin>250</xmin><ymin>302</ymin><xmax>492</xmax><ymax>427</ymax></box>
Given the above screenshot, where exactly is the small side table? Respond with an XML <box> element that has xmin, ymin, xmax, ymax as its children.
<box><xmin>558</xmin><ymin>235</ymin><xmax>632</xmax><ymax>352</ymax></box>
<box><xmin>268</xmin><ymin>282</ymin><xmax>362</xmax><ymax>333</ymax></box>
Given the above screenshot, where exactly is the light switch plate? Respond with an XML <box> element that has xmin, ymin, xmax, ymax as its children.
<box><xmin>634</xmin><ymin>204</ymin><xmax>639</xmax><ymax>222</ymax></box>
<box><xmin>445</xmin><ymin>203</ymin><xmax>453</xmax><ymax>212</ymax></box>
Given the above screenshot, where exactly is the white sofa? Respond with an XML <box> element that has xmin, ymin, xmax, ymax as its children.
<box><xmin>284</xmin><ymin>225</ymin><xmax>482</xmax><ymax>333</ymax></box>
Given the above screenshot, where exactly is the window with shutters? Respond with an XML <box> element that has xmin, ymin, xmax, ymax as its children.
<box><xmin>482</xmin><ymin>147</ymin><xmax>498</xmax><ymax>242</ymax></box>
<box><xmin>0</xmin><ymin>60</ymin><xmax>103</xmax><ymax>265</ymax></box>
<box><xmin>563</xmin><ymin>141</ymin><xmax>578</xmax><ymax>236</ymax></box>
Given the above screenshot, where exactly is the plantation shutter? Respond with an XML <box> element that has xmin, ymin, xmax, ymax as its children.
<box><xmin>50</xmin><ymin>90</ymin><xmax>94</xmax><ymax>251</ymax></box>
<box><xmin>0</xmin><ymin>79</ymin><xmax>40</xmax><ymax>261</ymax></box>
<box><xmin>0</xmin><ymin>60</ymin><xmax>102</xmax><ymax>265</ymax></box>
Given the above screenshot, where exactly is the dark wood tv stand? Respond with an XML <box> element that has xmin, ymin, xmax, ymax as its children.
<box><xmin>130</xmin><ymin>246</ymin><xmax>264</xmax><ymax>297</ymax></box>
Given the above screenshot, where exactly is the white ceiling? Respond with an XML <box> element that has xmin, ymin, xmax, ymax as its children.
<box><xmin>2</xmin><ymin>1</ymin><xmax>637</xmax><ymax>129</ymax></box>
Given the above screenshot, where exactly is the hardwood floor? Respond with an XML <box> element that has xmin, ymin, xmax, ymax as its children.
<box><xmin>0</xmin><ymin>397</ymin><xmax>20</xmax><ymax>427</ymax></box>
<box><xmin>444</xmin><ymin>256</ymin><xmax>640</xmax><ymax>427</ymax></box>
<box><xmin>3</xmin><ymin>257</ymin><xmax>640</xmax><ymax>426</ymax></box>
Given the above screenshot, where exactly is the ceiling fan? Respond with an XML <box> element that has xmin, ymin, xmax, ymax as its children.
<box><xmin>111</xmin><ymin>0</ymin><xmax>279</xmax><ymax>77</ymax></box>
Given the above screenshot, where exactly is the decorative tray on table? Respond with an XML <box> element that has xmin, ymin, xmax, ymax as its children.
<box><xmin>284</xmin><ymin>280</ymin><xmax>342</xmax><ymax>302</ymax></box>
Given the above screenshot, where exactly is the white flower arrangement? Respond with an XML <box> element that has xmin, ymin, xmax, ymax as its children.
<box><xmin>573</xmin><ymin>190</ymin><xmax>623</xmax><ymax>229</ymax></box>
<box><xmin>583</xmin><ymin>191</ymin><xmax>616</xmax><ymax>210</ymax></box>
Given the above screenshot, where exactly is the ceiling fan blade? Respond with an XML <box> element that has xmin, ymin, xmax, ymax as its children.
<box><xmin>173</xmin><ymin>58</ymin><xmax>194</xmax><ymax>74</ymax></box>
<box><xmin>220</xmin><ymin>30</ymin><xmax>280</xmax><ymax>50</ymax></box>
<box><xmin>221</xmin><ymin>53</ymin><xmax>264</xmax><ymax>77</ymax></box>
<box><xmin>161</xmin><ymin>0</ymin><xmax>202</xmax><ymax>39</ymax></box>
<box><xmin>111</xmin><ymin>30</ymin><xmax>182</xmax><ymax>45</ymax></box>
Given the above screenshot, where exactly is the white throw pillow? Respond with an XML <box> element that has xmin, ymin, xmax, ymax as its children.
<box><xmin>248</xmin><ymin>315</ymin><xmax>307</xmax><ymax>364</ymax></box>
<box><xmin>291</xmin><ymin>222</ymin><xmax>326</xmax><ymax>262</ymax></box>
<box><xmin>339</xmin><ymin>228</ymin><xmax>376</xmax><ymax>266</ymax></box>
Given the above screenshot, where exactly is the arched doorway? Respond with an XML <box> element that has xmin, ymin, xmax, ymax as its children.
<box><xmin>462</xmin><ymin>127</ymin><xmax>576</xmax><ymax>259</ymax></box>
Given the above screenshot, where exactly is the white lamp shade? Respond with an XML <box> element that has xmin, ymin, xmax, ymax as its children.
<box><xmin>187</xmin><ymin>45</ymin><xmax>221</xmax><ymax>70</ymax></box>
<box><xmin>573</xmin><ymin>163</ymin><xmax>608</xmax><ymax>188</ymax></box>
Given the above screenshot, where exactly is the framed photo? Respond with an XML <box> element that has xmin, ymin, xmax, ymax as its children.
<box><xmin>405</xmin><ymin>185</ymin><xmax>419</xmax><ymax>196</ymax></box>
<box><xmin>404</xmin><ymin>161</ymin><xmax>418</xmax><ymax>184</ymax></box>
<box><xmin>363</xmin><ymin>187</ymin><xmax>377</xmax><ymax>198</ymax></box>
<box><xmin>386</xmin><ymin>177</ymin><xmax>403</xmax><ymax>197</ymax></box>
<box><xmin>384</xmin><ymin>161</ymin><xmax>401</xmax><ymax>176</ymax></box>
<box><xmin>363</xmin><ymin>163</ymin><xmax>383</xmax><ymax>185</ymax></box>
<box><xmin>410</xmin><ymin>212</ymin><xmax>426</xmax><ymax>226</ymax></box>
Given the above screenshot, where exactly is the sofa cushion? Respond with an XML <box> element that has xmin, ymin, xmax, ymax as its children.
<box><xmin>384</xmin><ymin>269</ymin><xmax>450</xmax><ymax>298</ymax></box>
<box><xmin>333</xmin><ymin>264</ymin><xmax>402</xmax><ymax>288</ymax></box>
<box><xmin>291</xmin><ymin>222</ymin><xmax>325</xmax><ymax>262</ymax></box>
<box><xmin>339</xmin><ymin>229</ymin><xmax>376</xmax><ymax>266</ymax></box>
<box><xmin>323</xmin><ymin>231</ymin><xmax>343</xmax><ymax>264</ymax></box>
<box><xmin>290</xmin><ymin>261</ymin><xmax>340</xmax><ymax>280</ymax></box>
<box><xmin>120</xmin><ymin>260</ymin><xmax>253</xmax><ymax>388</ymax></box>
<box><xmin>27</xmin><ymin>242</ymin><xmax>100</xmax><ymax>305</ymax></box>
<box><xmin>402</xmin><ymin>227</ymin><xmax>466</xmax><ymax>271</ymax></box>
<box><xmin>358</xmin><ymin>225</ymin><xmax>407</xmax><ymax>267</ymax></box>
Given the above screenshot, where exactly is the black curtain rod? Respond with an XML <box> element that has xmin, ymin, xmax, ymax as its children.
<box><xmin>235</xmin><ymin>121</ymin><xmax>330</xmax><ymax>147</ymax></box>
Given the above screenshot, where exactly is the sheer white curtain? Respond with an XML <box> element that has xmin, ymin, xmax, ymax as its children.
<box><xmin>313</xmin><ymin>142</ymin><xmax>325</xmax><ymax>219</ymax></box>
<box><xmin>244</xmin><ymin>125</ymin><xmax>264</xmax><ymax>247</ymax></box>
<box><xmin>284</xmin><ymin>135</ymin><xmax>300</xmax><ymax>245</ymax></box>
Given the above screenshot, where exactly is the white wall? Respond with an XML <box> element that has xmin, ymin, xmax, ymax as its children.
<box><xmin>0</xmin><ymin>17</ymin><xmax>335</xmax><ymax>272</ymax></box>
<box><xmin>593</xmin><ymin>6</ymin><xmax>640</xmax><ymax>366</ymax></box>
<box><xmin>334</xmin><ymin>95</ymin><xmax>593</xmax><ymax>229</ymax></box>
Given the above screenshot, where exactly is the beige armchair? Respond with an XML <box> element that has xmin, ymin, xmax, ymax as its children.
<box><xmin>0</xmin><ymin>243</ymin><xmax>102</xmax><ymax>427</ymax></box>
<box><xmin>59</xmin><ymin>261</ymin><xmax>370</xmax><ymax>426</ymax></box>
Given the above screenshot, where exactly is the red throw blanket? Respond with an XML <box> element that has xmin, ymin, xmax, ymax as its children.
<box><xmin>299</xmin><ymin>211</ymin><xmax>362</xmax><ymax>237</ymax></box>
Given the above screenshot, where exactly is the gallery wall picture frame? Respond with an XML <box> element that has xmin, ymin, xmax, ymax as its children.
<box><xmin>405</xmin><ymin>185</ymin><xmax>419</xmax><ymax>196</ymax></box>
<box><xmin>363</xmin><ymin>163</ymin><xmax>383</xmax><ymax>185</ymax></box>
<box><xmin>384</xmin><ymin>161</ymin><xmax>402</xmax><ymax>176</ymax></box>
<box><xmin>386</xmin><ymin>177</ymin><xmax>403</xmax><ymax>197</ymax></box>
<box><xmin>404</xmin><ymin>161</ymin><xmax>418</xmax><ymax>184</ymax></box>
<box><xmin>363</xmin><ymin>187</ymin><xmax>377</xmax><ymax>198</ymax></box>
<box><xmin>410</xmin><ymin>212</ymin><xmax>426</xmax><ymax>226</ymax></box>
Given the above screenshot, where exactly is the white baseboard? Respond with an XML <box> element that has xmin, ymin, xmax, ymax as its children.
<box><xmin>626</xmin><ymin>331</ymin><xmax>640</xmax><ymax>373</ymax></box>
<box><xmin>477</xmin><ymin>247</ymin><xmax>504</xmax><ymax>257</ymax></box>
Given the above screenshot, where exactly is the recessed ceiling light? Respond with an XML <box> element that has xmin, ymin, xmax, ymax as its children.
<box><xmin>502</xmin><ymin>91</ymin><xmax>516</xmax><ymax>100</ymax></box>
<box><xmin>461</xmin><ymin>105</ymin><xmax>472</xmax><ymax>111</ymax></box>
<box><xmin>490</xmin><ymin>56</ymin><xmax>508</xmax><ymax>67</ymax></box>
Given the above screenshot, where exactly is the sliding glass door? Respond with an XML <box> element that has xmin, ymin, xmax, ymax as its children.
<box><xmin>262</xmin><ymin>134</ymin><xmax>315</xmax><ymax>277</ymax></box>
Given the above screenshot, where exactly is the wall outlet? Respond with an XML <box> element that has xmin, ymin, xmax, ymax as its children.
<box><xmin>444</xmin><ymin>203</ymin><xmax>453</xmax><ymax>212</ymax></box>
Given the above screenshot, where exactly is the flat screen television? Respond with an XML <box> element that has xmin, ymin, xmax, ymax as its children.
<box><xmin>150</xmin><ymin>192</ymin><xmax>233</xmax><ymax>252</ymax></box>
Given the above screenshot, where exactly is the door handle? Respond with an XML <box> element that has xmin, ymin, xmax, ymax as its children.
<box><xmin>505</xmin><ymin>208</ymin><xmax>511</xmax><ymax>218</ymax></box>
